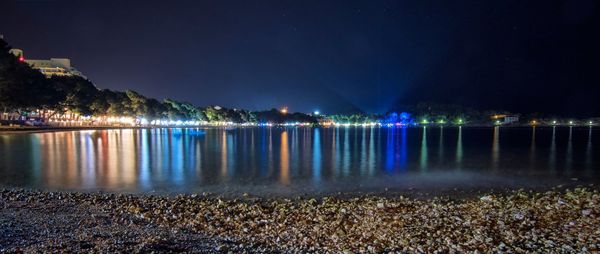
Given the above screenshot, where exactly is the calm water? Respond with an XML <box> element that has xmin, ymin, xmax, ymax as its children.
<box><xmin>0</xmin><ymin>127</ymin><xmax>597</xmax><ymax>195</ymax></box>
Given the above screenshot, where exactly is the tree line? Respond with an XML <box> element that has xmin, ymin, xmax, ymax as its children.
<box><xmin>0</xmin><ymin>38</ymin><xmax>318</xmax><ymax>124</ymax></box>
<box><xmin>2</xmin><ymin>38</ymin><xmax>522</xmax><ymax>126</ymax></box>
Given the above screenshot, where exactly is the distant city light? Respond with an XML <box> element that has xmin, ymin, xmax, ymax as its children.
<box><xmin>313</xmin><ymin>110</ymin><xmax>320</xmax><ymax>115</ymax></box>
<box><xmin>19</xmin><ymin>56</ymin><xmax>24</xmax><ymax>62</ymax></box>
<box><xmin>421</xmin><ymin>119</ymin><xmax>429</xmax><ymax>124</ymax></box>
<box><xmin>569</xmin><ymin>121</ymin><xmax>574</xmax><ymax>125</ymax></box>
<box><xmin>531</xmin><ymin>120</ymin><xmax>537</xmax><ymax>125</ymax></box>
<box><xmin>280</xmin><ymin>107</ymin><xmax>288</xmax><ymax>114</ymax></box>
<box><xmin>552</xmin><ymin>120</ymin><xmax>557</xmax><ymax>125</ymax></box>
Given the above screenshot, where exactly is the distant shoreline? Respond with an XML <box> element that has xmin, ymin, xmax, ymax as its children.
<box><xmin>0</xmin><ymin>124</ymin><xmax>595</xmax><ymax>134</ymax></box>
<box><xmin>0</xmin><ymin>126</ymin><xmax>152</xmax><ymax>134</ymax></box>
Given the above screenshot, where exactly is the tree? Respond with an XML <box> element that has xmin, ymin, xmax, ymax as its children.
<box><xmin>125</xmin><ymin>90</ymin><xmax>149</xmax><ymax>117</ymax></box>
<box><xmin>101</xmin><ymin>90</ymin><xmax>133</xmax><ymax>117</ymax></box>
<box><xmin>0</xmin><ymin>38</ymin><xmax>60</xmax><ymax>118</ymax></box>
<box><xmin>50</xmin><ymin>76</ymin><xmax>99</xmax><ymax>116</ymax></box>
<box><xmin>145</xmin><ymin>98</ymin><xmax>166</xmax><ymax>120</ymax></box>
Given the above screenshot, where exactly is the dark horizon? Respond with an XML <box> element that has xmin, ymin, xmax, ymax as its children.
<box><xmin>1</xmin><ymin>0</ymin><xmax>599</xmax><ymax>116</ymax></box>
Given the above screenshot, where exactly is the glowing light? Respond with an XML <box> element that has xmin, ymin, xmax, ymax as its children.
<box><xmin>590</xmin><ymin>121</ymin><xmax>594</xmax><ymax>125</ymax></box>
<box><xmin>280</xmin><ymin>107</ymin><xmax>288</xmax><ymax>114</ymax></box>
<box><xmin>569</xmin><ymin>121</ymin><xmax>574</xmax><ymax>125</ymax></box>
<box><xmin>19</xmin><ymin>56</ymin><xmax>24</xmax><ymax>62</ymax></box>
<box><xmin>437</xmin><ymin>120</ymin><xmax>446</xmax><ymax>124</ymax></box>
<box><xmin>421</xmin><ymin>119</ymin><xmax>429</xmax><ymax>124</ymax></box>
<box><xmin>313</xmin><ymin>110</ymin><xmax>320</xmax><ymax>115</ymax></box>
<box><xmin>495</xmin><ymin>120</ymin><xmax>501</xmax><ymax>125</ymax></box>
<box><xmin>531</xmin><ymin>120</ymin><xmax>537</xmax><ymax>125</ymax></box>
<box><xmin>552</xmin><ymin>120</ymin><xmax>557</xmax><ymax>125</ymax></box>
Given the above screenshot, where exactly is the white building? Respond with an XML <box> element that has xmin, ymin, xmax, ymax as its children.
<box><xmin>9</xmin><ymin>48</ymin><xmax>86</xmax><ymax>79</ymax></box>
<box><xmin>491</xmin><ymin>114</ymin><xmax>520</xmax><ymax>124</ymax></box>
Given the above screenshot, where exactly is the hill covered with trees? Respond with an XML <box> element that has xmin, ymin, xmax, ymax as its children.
<box><xmin>0</xmin><ymin>38</ymin><xmax>317</xmax><ymax>125</ymax></box>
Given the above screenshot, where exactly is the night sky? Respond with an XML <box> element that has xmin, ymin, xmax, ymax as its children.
<box><xmin>1</xmin><ymin>0</ymin><xmax>599</xmax><ymax>115</ymax></box>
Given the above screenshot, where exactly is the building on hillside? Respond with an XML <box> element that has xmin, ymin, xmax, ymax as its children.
<box><xmin>8</xmin><ymin>48</ymin><xmax>24</xmax><ymax>61</ymax></box>
<box><xmin>9</xmin><ymin>48</ymin><xmax>86</xmax><ymax>79</ymax></box>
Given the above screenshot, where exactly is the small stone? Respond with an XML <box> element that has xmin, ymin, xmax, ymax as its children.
<box><xmin>513</xmin><ymin>212</ymin><xmax>525</xmax><ymax>220</ymax></box>
<box><xmin>480</xmin><ymin>195</ymin><xmax>493</xmax><ymax>202</ymax></box>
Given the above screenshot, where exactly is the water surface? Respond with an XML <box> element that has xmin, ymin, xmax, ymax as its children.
<box><xmin>0</xmin><ymin>127</ymin><xmax>597</xmax><ymax>196</ymax></box>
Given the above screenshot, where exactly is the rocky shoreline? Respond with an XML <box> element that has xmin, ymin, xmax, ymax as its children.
<box><xmin>1</xmin><ymin>188</ymin><xmax>599</xmax><ymax>253</ymax></box>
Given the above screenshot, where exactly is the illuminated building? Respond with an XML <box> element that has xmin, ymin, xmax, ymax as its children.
<box><xmin>490</xmin><ymin>114</ymin><xmax>519</xmax><ymax>124</ymax></box>
<box><xmin>9</xmin><ymin>48</ymin><xmax>86</xmax><ymax>78</ymax></box>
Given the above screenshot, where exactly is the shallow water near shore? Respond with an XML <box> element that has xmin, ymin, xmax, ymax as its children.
<box><xmin>0</xmin><ymin>126</ymin><xmax>597</xmax><ymax>196</ymax></box>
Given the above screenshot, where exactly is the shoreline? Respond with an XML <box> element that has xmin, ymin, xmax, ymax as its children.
<box><xmin>1</xmin><ymin>187</ymin><xmax>598</xmax><ymax>252</ymax></box>
<box><xmin>0</xmin><ymin>124</ymin><xmax>594</xmax><ymax>135</ymax></box>
<box><xmin>0</xmin><ymin>126</ymin><xmax>153</xmax><ymax>134</ymax></box>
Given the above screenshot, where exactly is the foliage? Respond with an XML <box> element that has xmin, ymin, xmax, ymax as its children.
<box><xmin>1</xmin><ymin>37</ymin><xmax>520</xmax><ymax>125</ymax></box>
<box><xmin>204</xmin><ymin>106</ymin><xmax>255</xmax><ymax>123</ymax></box>
<box><xmin>49</xmin><ymin>76</ymin><xmax>98</xmax><ymax>115</ymax></box>
<box><xmin>327</xmin><ymin>114</ymin><xmax>377</xmax><ymax>124</ymax></box>
<box><xmin>0</xmin><ymin>39</ymin><xmax>60</xmax><ymax>114</ymax></box>
<box><xmin>253</xmin><ymin>108</ymin><xmax>317</xmax><ymax>124</ymax></box>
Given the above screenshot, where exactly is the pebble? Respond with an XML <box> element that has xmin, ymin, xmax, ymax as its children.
<box><xmin>1</xmin><ymin>188</ymin><xmax>599</xmax><ymax>253</ymax></box>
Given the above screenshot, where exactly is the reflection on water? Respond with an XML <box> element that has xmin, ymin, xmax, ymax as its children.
<box><xmin>586</xmin><ymin>127</ymin><xmax>593</xmax><ymax>174</ymax></box>
<box><xmin>492</xmin><ymin>126</ymin><xmax>500</xmax><ymax>170</ymax></box>
<box><xmin>456</xmin><ymin>127</ymin><xmax>463</xmax><ymax>165</ymax></box>
<box><xmin>529</xmin><ymin>127</ymin><xmax>536</xmax><ymax>169</ymax></box>
<box><xmin>420</xmin><ymin>127</ymin><xmax>428</xmax><ymax>170</ymax></box>
<box><xmin>566</xmin><ymin>127</ymin><xmax>573</xmax><ymax>172</ymax></box>
<box><xmin>385</xmin><ymin>128</ymin><xmax>394</xmax><ymax>172</ymax></box>
<box><xmin>279</xmin><ymin>131</ymin><xmax>290</xmax><ymax>185</ymax></box>
<box><xmin>399</xmin><ymin>127</ymin><xmax>408</xmax><ymax>171</ymax></box>
<box><xmin>312</xmin><ymin>128</ymin><xmax>321</xmax><ymax>182</ymax></box>
<box><xmin>368</xmin><ymin>127</ymin><xmax>375</xmax><ymax>175</ymax></box>
<box><xmin>550</xmin><ymin>127</ymin><xmax>557</xmax><ymax>172</ymax></box>
<box><xmin>438</xmin><ymin>127</ymin><xmax>444</xmax><ymax>163</ymax></box>
<box><xmin>0</xmin><ymin>127</ymin><xmax>599</xmax><ymax>194</ymax></box>
<box><xmin>343</xmin><ymin>128</ymin><xmax>350</xmax><ymax>176</ymax></box>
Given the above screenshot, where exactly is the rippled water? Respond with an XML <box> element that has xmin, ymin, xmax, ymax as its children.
<box><xmin>0</xmin><ymin>127</ymin><xmax>597</xmax><ymax>195</ymax></box>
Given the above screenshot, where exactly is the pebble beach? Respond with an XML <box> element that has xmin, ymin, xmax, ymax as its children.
<box><xmin>1</xmin><ymin>188</ymin><xmax>599</xmax><ymax>253</ymax></box>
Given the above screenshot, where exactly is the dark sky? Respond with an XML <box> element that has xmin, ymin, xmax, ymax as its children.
<box><xmin>1</xmin><ymin>0</ymin><xmax>599</xmax><ymax>115</ymax></box>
